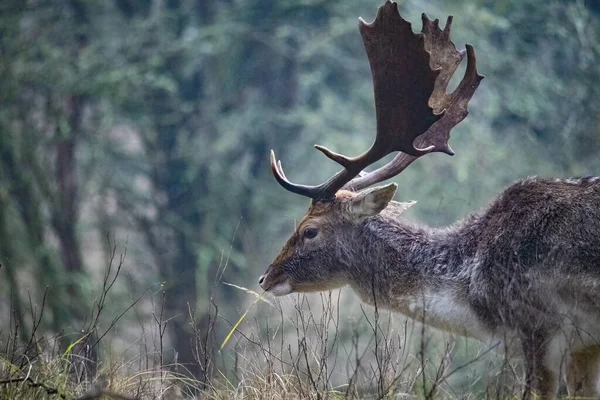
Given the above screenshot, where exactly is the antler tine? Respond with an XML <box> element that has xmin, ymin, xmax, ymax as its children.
<box><xmin>416</xmin><ymin>43</ymin><xmax>483</xmax><ymax>156</ymax></box>
<box><xmin>271</xmin><ymin>148</ymin><xmax>371</xmax><ymax>199</ymax></box>
<box><xmin>270</xmin><ymin>150</ymin><xmax>316</xmax><ymax>197</ymax></box>
<box><xmin>343</xmin><ymin>134</ymin><xmax>433</xmax><ymax>192</ymax></box>
<box><xmin>270</xmin><ymin>149</ymin><xmax>359</xmax><ymax>199</ymax></box>
<box><xmin>269</xmin><ymin>1</ymin><xmax>482</xmax><ymax>201</ymax></box>
<box><xmin>343</xmin><ymin>152</ymin><xmax>416</xmax><ymax>192</ymax></box>
<box><xmin>314</xmin><ymin>145</ymin><xmax>353</xmax><ymax>169</ymax></box>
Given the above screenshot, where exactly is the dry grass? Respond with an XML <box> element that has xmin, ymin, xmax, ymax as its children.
<box><xmin>0</xmin><ymin>243</ymin><xmax>543</xmax><ymax>399</ymax></box>
<box><xmin>0</xmin><ymin>292</ymin><xmax>530</xmax><ymax>400</ymax></box>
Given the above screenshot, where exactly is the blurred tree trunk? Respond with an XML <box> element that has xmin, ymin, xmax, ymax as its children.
<box><xmin>53</xmin><ymin>94</ymin><xmax>86</xmax><ymax>322</ymax></box>
<box><xmin>150</xmin><ymin>132</ymin><xmax>208</xmax><ymax>377</ymax></box>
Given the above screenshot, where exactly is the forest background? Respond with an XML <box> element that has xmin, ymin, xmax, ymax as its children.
<box><xmin>0</xmin><ymin>0</ymin><xmax>599</xmax><ymax>398</ymax></box>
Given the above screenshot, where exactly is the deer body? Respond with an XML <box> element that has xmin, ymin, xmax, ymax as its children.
<box><xmin>262</xmin><ymin>178</ymin><xmax>600</xmax><ymax>398</ymax></box>
<box><xmin>261</xmin><ymin>1</ymin><xmax>598</xmax><ymax>398</ymax></box>
<box><xmin>353</xmin><ymin>177</ymin><xmax>600</xmax><ymax>341</ymax></box>
<box><xmin>349</xmin><ymin>177</ymin><xmax>600</xmax><ymax>354</ymax></box>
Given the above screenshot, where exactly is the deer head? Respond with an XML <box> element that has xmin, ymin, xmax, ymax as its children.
<box><xmin>259</xmin><ymin>1</ymin><xmax>483</xmax><ymax>295</ymax></box>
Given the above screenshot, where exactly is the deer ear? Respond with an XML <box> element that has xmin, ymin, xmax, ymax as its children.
<box><xmin>347</xmin><ymin>183</ymin><xmax>398</xmax><ymax>220</ymax></box>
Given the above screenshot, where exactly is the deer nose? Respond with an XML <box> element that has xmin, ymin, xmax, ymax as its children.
<box><xmin>258</xmin><ymin>275</ymin><xmax>265</xmax><ymax>285</ymax></box>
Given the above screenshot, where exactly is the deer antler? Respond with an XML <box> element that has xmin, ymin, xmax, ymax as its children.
<box><xmin>270</xmin><ymin>1</ymin><xmax>483</xmax><ymax>200</ymax></box>
<box><xmin>344</xmin><ymin>16</ymin><xmax>483</xmax><ymax>192</ymax></box>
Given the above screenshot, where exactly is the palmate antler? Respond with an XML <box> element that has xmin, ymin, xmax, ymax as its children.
<box><xmin>270</xmin><ymin>1</ymin><xmax>483</xmax><ymax>200</ymax></box>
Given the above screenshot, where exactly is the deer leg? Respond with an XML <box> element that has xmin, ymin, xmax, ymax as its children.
<box><xmin>521</xmin><ymin>331</ymin><xmax>559</xmax><ymax>400</ymax></box>
<box><xmin>566</xmin><ymin>345</ymin><xmax>600</xmax><ymax>397</ymax></box>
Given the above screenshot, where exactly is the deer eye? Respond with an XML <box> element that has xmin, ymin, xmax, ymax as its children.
<box><xmin>303</xmin><ymin>227</ymin><xmax>318</xmax><ymax>239</ymax></box>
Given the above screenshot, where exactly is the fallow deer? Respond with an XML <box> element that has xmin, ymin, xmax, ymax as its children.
<box><xmin>258</xmin><ymin>2</ymin><xmax>600</xmax><ymax>399</ymax></box>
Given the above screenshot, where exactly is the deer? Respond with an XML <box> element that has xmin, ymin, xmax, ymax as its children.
<box><xmin>257</xmin><ymin>2</ymin><xmax>600</xmax><ymax>399</ymax></box>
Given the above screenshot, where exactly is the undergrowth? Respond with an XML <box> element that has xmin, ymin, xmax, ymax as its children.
<box><xmin>0</xmin><ymin>241</ymin><xmax>529</xmax><ymax>399</ymax></box>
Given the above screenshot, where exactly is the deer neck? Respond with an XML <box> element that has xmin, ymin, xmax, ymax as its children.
<box><xmin>346</xmin><ymin>212</ymin><xmax>486</xmax><ymax>339</ymax></box>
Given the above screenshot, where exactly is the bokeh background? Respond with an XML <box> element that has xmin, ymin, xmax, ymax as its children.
<box><xmin>1</xmin><ymin>0</ymin><xmax>599</xmax><ymax>396</ymax></box>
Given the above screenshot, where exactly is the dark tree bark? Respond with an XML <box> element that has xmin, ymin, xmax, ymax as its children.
<box><xmin>52</xmin><ymin>94</ymin><xmax>86</xmax><ymax>322</ymax></box>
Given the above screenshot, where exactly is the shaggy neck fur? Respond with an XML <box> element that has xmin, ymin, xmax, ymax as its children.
<box><xmin>345</xmin><ymin>203</ymin><xmax>486</xmax><ymax>338</ymax></box>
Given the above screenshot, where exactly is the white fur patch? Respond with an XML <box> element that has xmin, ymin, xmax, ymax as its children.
<box><xmin>405</xmin><ymin>289</ymin><xmax>489</xmax><ymax>340</ymax></box>
<box><xmin>402</xmin><ymin>289</ymin><xmax>525</xmax><ymax>357</ymax></box>
<box><xmin>270</xmin><ymin>280</ymin><xmax>293</xmax><ymax>296</ymax></box>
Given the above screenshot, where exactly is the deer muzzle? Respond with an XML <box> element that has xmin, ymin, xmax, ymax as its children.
<box><xmin>259</xmin><ymin>265</ymin><xmax>292</xmax><ymax>296</ymax></box>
